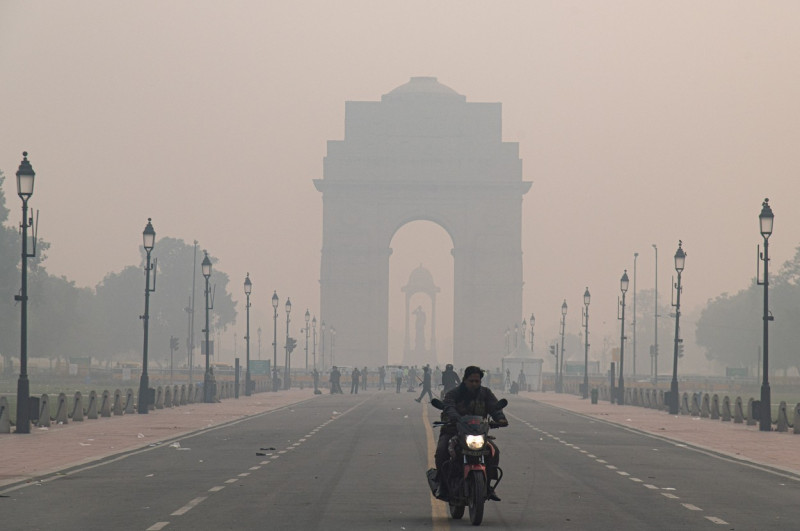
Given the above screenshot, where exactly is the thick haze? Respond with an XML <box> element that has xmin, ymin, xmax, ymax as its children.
<box><xmin>2</xmin><ymin>2</ymin><xmax>799</xmax><ymax>367</ymax></box>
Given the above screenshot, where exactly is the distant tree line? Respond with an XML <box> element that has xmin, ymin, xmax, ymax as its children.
<box><xmin>0</xmin><ymin>171</ymin><xmax>236</xmax><ymax>373</ymax></box>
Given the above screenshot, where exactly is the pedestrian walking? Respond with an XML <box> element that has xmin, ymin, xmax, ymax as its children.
<box><xmin>378</xmin><ymin>366</ymin><xmax>386</xmax><ymax>390</ymax></box>
<box><xmin>415</xmin><ymin>365</ymin><xmax>433</xmax><ymax>402</ymax></box>
<box><xmin>396</xmin><ymin>367</ymin><xmax>403</xmax><ymax>393</ymax></box>
<box><xmin>330</xmin><ymin>366</ymin><xmax>343</xmax><ymax>394</ymax></box>
<box><xmin>362</xmin><ymin>366</ymin><xmax>368</xmax><ymax>390</ymax></box>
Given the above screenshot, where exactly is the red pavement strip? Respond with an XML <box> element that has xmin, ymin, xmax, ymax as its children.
<box><xmin>519</xmin><ymin>391</ymin><xmax>800</xmax><ymax>479</ymax></box>
<box><xmin>0</xmin><ymin>389</ymin><xmax>317</xmax><ymax>490</ymax></box>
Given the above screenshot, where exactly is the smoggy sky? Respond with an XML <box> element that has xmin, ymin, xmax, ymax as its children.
<box><xmin>2</xmin><ymin>2</ymin><xmax>799</xmax><ymax>365</ymax></box>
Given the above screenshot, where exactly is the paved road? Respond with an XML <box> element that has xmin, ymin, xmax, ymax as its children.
<box><xmin>2</xmin><ymin>391</ymin><xmax>799</xmax><ymax>530</ymax></box>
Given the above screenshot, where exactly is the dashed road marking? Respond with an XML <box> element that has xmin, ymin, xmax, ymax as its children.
<box><xmin>249</xmin><ymin>466</ymin><xmax>261</xmax><ymax>470</ymax></box>
<box><xmin>682</xmin><ymin>503</ymin><xmax>702</xmax><ymax>511</ymax></box>
<box><xmin>208</xmin><ymin>486</ymin><xmax>225</xmax><ymax>492</ymax></box>
<box><xmin>147</xmin><ymin>523</ymin><xmax>170</xmax><ymax>530</ymax></box>
<box><xmin>630</xmin><ymin>478</ymin><xmax>642</xmax><ymax>482</ymax></box>
<box><xmin>225</xmin><ymin>479</ymin><xmax>238</xmax><ymax>484</ymax></box>
<box><xmin>617</xmin><ymin>471</ymin><xmax>630</xmax><ymax>476</ymax></box>
<box><xmin>171</xmin><ymin>496</ymin><xmax>207</xmax><ymax>516</ymax></box>
<box><xmin>661</xmin><ymin>493</ymin><xmax>679</xmax><ymax>499</ymax></box>
<box><xmin>644</xmin><ymin>484</ymin><xmax>658</xmax><ymax>489</ymax></box>
<box><xmin>238</xmin><ymin>473</ymin><xmax>250</xmax><ymax>477</ymax></box>
<box><xmin>705</xmin><ymin>516</ymin><xmax>729</xmax><ymax>524</ymax></box>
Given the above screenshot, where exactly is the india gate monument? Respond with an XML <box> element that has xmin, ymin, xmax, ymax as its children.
<box><xmin>315</xmin><ymin>77</ymin><xmax>531</xmax><ymax>370</ymax></box>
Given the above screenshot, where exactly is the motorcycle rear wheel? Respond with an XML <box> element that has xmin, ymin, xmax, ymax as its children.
<box><xmin>468</xmin><ymin>471</ymin><xmax>486</xmax><ymax>525</ymax></box>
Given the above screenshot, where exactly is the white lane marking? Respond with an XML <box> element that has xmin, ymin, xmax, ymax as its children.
<box><xmin>596</xmin><ymin>459</ymin><xmax>607</xmax><ymax>464</ymax></box>
<box><xmin>171</xmin><ymin>496</ymin><xmax>207</xmax><ymax>516</ymax></box>
<box><xmin>579</xmin><ymin>450</ymin><xmax>588</xmax><ymax>453</ymax></box>
<box><xmin>249</xmin><ymin>466</ymin><xmax>261</xmax><ymax>470</ymax></box>
<box><xmin>661</xmin><ymin>493</ymin><xmax>679</xmax><ymax>499</ymax></box>
<box><xmin>278</xmin><ymin>450</ymin><xmax>287</xmax><ymax>454</ymax></box>
<box><xmin>147</xmin><ymin>523</ymin><xmax>170</xmax><ymax>531</ymax></box>
<box><xmin>644</xmin><ymin>484</ymin><xmax>658</xmax><ymax>489</ymax></box>
<box><xmin>705</xmin><ymin>516</ymin><xmax>729</xmax><ymax>524</ymax></box>
<box><xmin>630</xmin><ymin>478</ymin><xmax>643</xmax><ymax>483</ymax></box>
<box><xmin>617</xmin><ymin>471</ymin><xmax>630</xmax><ymax>476</ymax></box>
<box><xmin>270</xmin><ymin>455</ymin><xmax>280</xmax><ymax>459</ymax></box>
<box><xmin>238</xmin><ymin>473</ymin><xmax>250</xmax><ymax>477</ymax></box>
<box><xmin>606</xmin><ymin>465</ymin><xmax>617</xmax><ymax>470</ymax></box>
<box><xmin>209</xmin><ymin>486</ymin><xmax>225</xmax><ymax>492</ymax></box>
<box><xmin>682</xmin><ymin>503</ymin><xmax>702</xmax><ymax>511</ymax></box>
<box><xmin>299</xmin><ymin>438</ymin><xmax>307</xmax><ymax>442</ymax></box>
<box><xmin>587</xmin><ymin>454</ymin><xmax>596</xmax><ymax>458</ymax></box>
<box><xmin>260</xmin><ymin>461</ymin><xmax>270</xmax><ymax>465</ymax></box>
<box><xmin>225</xmin><ymin>479</ymin><xmax>238</xmax><ymax>484</ymax></box>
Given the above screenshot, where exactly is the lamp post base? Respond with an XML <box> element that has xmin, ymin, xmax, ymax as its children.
<box><xmin>15</xmin><ymin>375</ymin><xmax>30</xmax><ymax>434</ymax></box>
<box><xmin>204</xmin><ymin>370</ymin><xmax>215</xmax><ymax>403</ymax></box>
<box><xmin>137</xmin><ymin>374</ymin><xmax>150</xmax><ymax>414</ymax></box>
<box><xmin>759</xmin><ymin>383</ymin><xmax>772</xmax><ymax>431</ymax></box>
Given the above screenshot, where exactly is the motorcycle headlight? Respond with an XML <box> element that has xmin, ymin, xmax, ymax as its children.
<box><xmin>466</xmin><ymin>434</ymin><xmax>485</xmax><ymax>450</ymax></box>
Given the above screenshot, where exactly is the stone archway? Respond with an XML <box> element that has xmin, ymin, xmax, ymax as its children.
<box><xmin>315</xmin><ymin>77</ymin><xmax>531</xmax><ymax>370</ymax></box>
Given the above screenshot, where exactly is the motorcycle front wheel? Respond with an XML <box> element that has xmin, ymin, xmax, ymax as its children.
<box><xmin>449</xmin><ymin>503</ymin><xmax>465</xmax><ymax>519</ymax></box>
<box><xmin>468</xmin><ymin>471</ymin><xmax>486</xmax><ymax>525</ymax></box>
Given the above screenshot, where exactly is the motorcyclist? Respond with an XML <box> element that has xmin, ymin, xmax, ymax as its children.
<box><xmin>441</xmin><ymin>363</ymin><xmax>460</xmax><ymax>395</ymax></box>
<box><xmin>435</xmin><ymin>365</ymin><xmax>508</xmax><ymax>501</ymax></box>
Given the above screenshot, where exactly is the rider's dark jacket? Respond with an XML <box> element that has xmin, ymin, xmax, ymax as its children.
<box><xmin>441</xmin><ymin>383</ymin><xmax>507</xmax><ymax>436</ymax></box>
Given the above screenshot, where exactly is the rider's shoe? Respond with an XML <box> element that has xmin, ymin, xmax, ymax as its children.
<box><xmin>415</xmin><ymin>398</ymin><xmax>421</xmax><ymax>402</ymax></box>
<box><xmin>487</xmin><ymin>488</ymin><xmax>501</xmax><ymax>502</ymax></box>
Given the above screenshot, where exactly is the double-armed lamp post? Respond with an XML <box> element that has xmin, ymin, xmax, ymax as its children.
<box><xmin>138</xmin><ymin>219</ymin><xmax>157</xmax><ymax>414</ymax></box>
<box><xmin>582</xmin><ymin>288</ymin><xmax>591</xmax><ymax>399</ymax></box>
<box><xmin>284</xmin><ymin>298</ymin><xmax>292</xmax><ymax>389</ymax></box>
<box><xmin>757</xmin><ymin>198</ymin><xmax>774</xmax><ymax>431</ymax></box>
<box><xmin>618</xmin><ymin>270</ymin><xmax>629</xmax><ymax>405</ymax></box>
<box><xmin>202</xmin><ymin>251</ymin><xmax>214</xmax><ymax>403</ymax></box>
<box><xmin>14</xmin><ymin>152</ymin><xmax>36</xmax><ymax>434</ymax></box>
<box><xmin>304</xmin><ymin>309</ymin><xmax>310</xmax><ymax>371</ymax></box>
<box><xmin>669</xmin><ymin>241</ymin><xmax>686</xmax><ymax>414</ymax></box>
<box><xmin>244</xmin><ymin>273</ymin><xmax>252</xmax><ymax>396</ymax></box>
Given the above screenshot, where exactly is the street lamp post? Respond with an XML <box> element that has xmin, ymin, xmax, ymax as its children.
<box><xmin>558</xmin><ymin>300</ymin><xmax>567</xmax><ymax>393</ymax></box>
<box><xmin>304</xmin><ymin>309</ymin><xmax>310</xmax><ymax>371</ymax></box>
<box><xmin>757</xmin><ymin>198</ymin><xmax>774</xmax><ymax>431</ymax></box>
<box><xmin>633</xmin><ymin>252</ymin><xmax>638</xmax><ymax>378</ymax></box>
<box><xmin>244</xmin><ymin>273</ymin><xmax>252</xmax><ymax>396</ymax></box>
<box><xmin>530</xmin><ymin>313</ymin><xmax>535</xmax><ymax>354</ymax></box>
<box><xmin>258</xmin><ymin>327</ymin><xmax>262</xmax><ymax>360</ymax></box>
<box><xmin>284</xmin><ymin>298</ymin><xmax>292</xmax><ymax>389</ymax></box>
<box><xmin>618</xmin><ymin>270</ymin><xmax>629</xmax><ymax>405</ymax></box>
<box><xmin>582</xmin><ymin>288</ymin><xmax>591</xmax><ymax>399</ymax></box>
<box><xmin>669</xmin><ymin>242</ymin><xmax>686</xmax><ymax>414</ymax></box>
<box><xmin>312</xmin><ymin>316</ymin><xmax>317</xmax><ymax>370</ymax></box>
<box><xmin>137</xmin><ymin>219</ymin><xmax>157</xmax><ymax>414</ymax></box>
<box><xmin>330</xmin><ymin>327</ymin><xmax>336</xmax><ymax>367</ymax></box>
<box><xmin>202</xmin><ymin>251</ymin><xmax>214</xmax><ymax>403</ymax></box>
<box><xmin>652</xmin><ymin>244</ymin><xmax>658</xmax><ymax>384</ymax></box>
<box><xmin>271</xmin><ymin>291</ymin><xmax>279</xmax><ymax>391</ymax></box>
<box><xmin>14</xmin><ymin>152</ymin><xmax>36</xmax><ymax>434</ymax></box>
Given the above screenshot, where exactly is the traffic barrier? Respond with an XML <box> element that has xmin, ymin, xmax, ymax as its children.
<box><xmin>113</xmin><ymin>389</ymin><xmax>123</xmax><ymax>415</ymax></box>
<box><xmin>0</xmin><ymin>396</ymin><xmax>9</xmax><ymax>433</ymax></box>
<box><xmin>794</xmin><ymin>403</ymin><xmax>800</xmax><ymax>435</ymax></box>
<box><xmin>180</xmin><ymin>384</ymin><xmax>187</xmax><ymax>405</ymax></box>
<box><xmin>710</xmin><ymin>394</ymin><xmax>720</xmax><ymax>420</ymax></box>
<box><xmin>124</xmin><ymin>388</ymin><xmax>135</xmax><ymax>414</ymax></box>
<box><xmin>72</xmin><ymin>392</ymin><xmax>84</xmax><ymax>421</ymax></box>
<box><xmin>734</xmin><ymin>397</ymin><xmax>744</xmax><ymax>423</ymax></box>
<box><xmin>173</xmin><ymin>385</ymin><xmax>180</xmax><ymax>407</ymax></box>
<box><xmin>37</xmin><ymin>394</ymin><xmax>51</xmax><ymax>427</ymax></box>
<box><xmin>721</xmin><ymin>396</ymin><xmax>731</xmax><ymax>422</ymax></box>
<box><xmin>55</xmin><ymin>393</ymin><xmax>69</xmax><ymax>424</ymax></box>
<box><xmin>680</xmin><ymin>392</ymin><xmax>689</xmax><ymax>415</ymax></box>
<box><xmin>776</xmin><ymin>401</ymin><xmax>790</xmax><ymax>432</ymax></box>
<box><xmin>101</xmin><ymin>390</ymin><xmax>111</xmax><ymax>417</ymax></box>
<box><xmin>690</xmin><ymin>394</ymin><xmax>701</xmax><ymax>416</ymax></box>
<box><xmin>746</xmin><ymin>398</ymin><xmax>757</xmax><ymax>426</ymax></box>
<box><xmin>700</xmin><ymin>394</ymin><xmax>710</xmax><ymax>418</ymax></box>
<box><xmin>164</xmin><ymin>386</ymin><xmax>172</xmax><ymax>408</ymax></box>
<box><xmin>155</xmin><ymin>386</ymin><xmax>164</xmax><ymax>409</ymax></box>
<box><xmin>87</xmin><ymin>390</ymin><xmax>98</xmax><ymax>419</ymax></box>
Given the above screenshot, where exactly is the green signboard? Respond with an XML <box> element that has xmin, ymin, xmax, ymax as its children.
<box><xmin>249</xmin><ymin>360</ymin><xmax>271</xmax><ymax>375</ymax></box>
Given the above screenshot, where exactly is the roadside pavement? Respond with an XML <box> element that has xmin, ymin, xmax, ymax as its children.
<box><xmin>0</xmin><ymin>389</ymin><xmax>318</xmax><ymax>489</ymax></box>
<box><xmin>520</xmin><ymin>391</ymin><xmax>800</xmax><ymax>478</ymax></box>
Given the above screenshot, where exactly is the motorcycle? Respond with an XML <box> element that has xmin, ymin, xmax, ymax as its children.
<box><xmin>427</xmin><ymin>397</ymin><xmax>508</xmax><ymax>526</ymax></box>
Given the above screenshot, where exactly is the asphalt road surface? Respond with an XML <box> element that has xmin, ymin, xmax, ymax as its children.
<box><xmin>2</xmin><ymin>391</ymin><xmax>799</xmax><ymax>530</ymax></box>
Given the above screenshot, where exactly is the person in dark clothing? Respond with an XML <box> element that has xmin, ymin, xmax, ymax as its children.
<box><xmin>435</xmin><ymin>366</ymin><xmax>508</xmax><ymax>501</ymax></box>
<box><xmin>415</xmin><ymin>365</ymin><xmax>433</xmax><ymax>402</ymax></box>
<box><xmin>362</xmin><ymin>366</ymin><xmax>368</xmax><ymax>390</ymax></box>
<box><xmin>441</xmin><ymin>364</ymin><xmax>460</xmax><ymax>396</ymax></box>
<box><xmin>395</xmin><ymin>368</ymin><xmax>403</xmax><ymax>393</ymax></box>
<box><xmin>351</xmin><ymin>367</ymin><xmax>360</xmax><ymax>394</ymax></box>
<box><xmin>330</xmin><ymin>366</ymin><xmax>343</xmax><ymax>394</ymax></box>
<box><xmin>378</xmin><ymin>366</ymin><xmax>386</xmax><ymax>390</ymax></box>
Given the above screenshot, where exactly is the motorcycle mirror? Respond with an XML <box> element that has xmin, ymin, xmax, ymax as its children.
<box><xmin>430</xmin><ymin>398</ymin><xmax>445</xmax><ymax>410</ymax></box>
<box><xmin>496</xmin><ymin>398</ymin><xmax>508</xmax><ymax>409</ymax></box>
